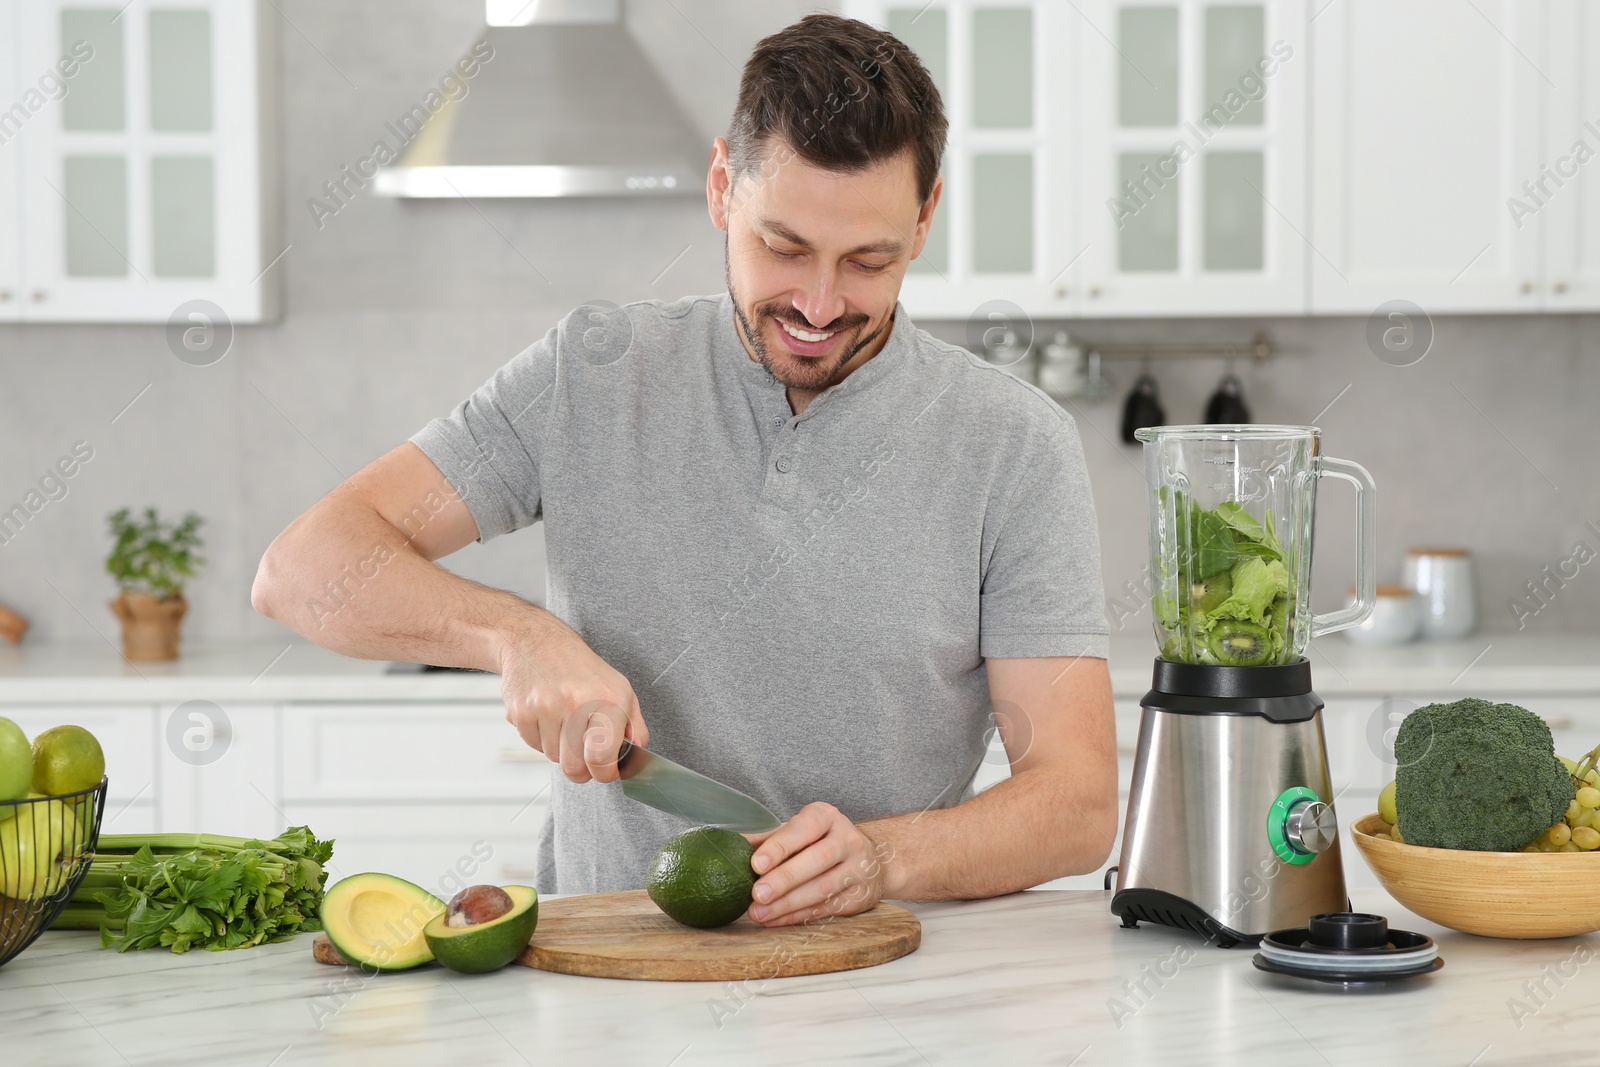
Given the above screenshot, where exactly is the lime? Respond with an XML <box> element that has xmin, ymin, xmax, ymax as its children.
<box><xmin>0</xmin><ymin>717</ymin><xmax>30</xmax><ymax>804</ymax></box>
<box><xmin>30</xmin><ymin>725</ymin><xmax>105</xmax><ymax>796</ymax></box>
<box><xmin>647</xmin><ymin>826</ymin><xmax>757</xmax><ymax>929</ymax></box>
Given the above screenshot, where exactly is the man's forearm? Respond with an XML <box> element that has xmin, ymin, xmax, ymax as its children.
<box><xmin>860</xmin><ymin>763</ymin><xmax>1119</xmax><ymax>901</ymax></box>
<box><xmin>251</xmin><ymin>497</ymin><xmax>546</xmax><ymax>672</ymax></box>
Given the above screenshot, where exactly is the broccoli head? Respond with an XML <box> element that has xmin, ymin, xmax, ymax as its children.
<box><xmin>1394</xmin><ymin>698</ymin><xmax>1572</xmax><ymax>851</ymax></box>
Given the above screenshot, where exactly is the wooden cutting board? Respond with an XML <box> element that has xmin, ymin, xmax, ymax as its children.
<box><xmin>312</xmin><ymin>889</ymin><xmax>920</xmax><ymax>982</ymax></box>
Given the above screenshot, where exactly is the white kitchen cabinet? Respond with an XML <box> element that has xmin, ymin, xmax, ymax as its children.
<box><xmin>1539</xmin><ymin>1</ymin><xmax>1600</xmax><ymax>310</ymax></box>
<box><xmin>1308</xmin><ymin>0</ymin><xmax>1544</xmax><ymax>314</ymax></box>
<box><xmin>847</xmin><ymin>0</ymin><xmax>1080</xmax><ymax>320</ymax></box>
<box><xmin>157</xmin><ymin>701</ymin><xmax>284</xmax><ymax>838</ymax></box>
<box><xmin>10</xmin><ymin>0</ymin><xmax>279</xmax><ymax>323</ymax></box>
<box><xmin>1075</xmin><ymin>0</ymin><xmax>1309</xmax><ymax>315</ymax></box>
<box><xmin>850</xmin><ymin>0</ymin><xmax>1307</xmax><ymax>319</ymax></box>
<box><xmin>0</xmin><ymin>0</ymin><xmax>19</xmax><ymax>318</ymax></box>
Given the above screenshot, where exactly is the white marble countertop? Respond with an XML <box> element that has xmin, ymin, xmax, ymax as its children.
<box><xmin>0</xmin><ymin>630</ymin><xmax>1597</xmax><ymax>705</ymax></box>
<box><xmin>1</xmin><ymin>889</ymin><xmax>1593</xmax><ymax>1066</ymax></box>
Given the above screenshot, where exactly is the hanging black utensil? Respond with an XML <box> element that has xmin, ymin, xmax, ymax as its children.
<box><xmin>1120</xmin><ymin>373</ymin><xmax>1166</xmax><ymax>443</ymax></box>
<box><xmin>1204</xmin><ymin>372</ymin><xmax>1251</xmax><ymax>425</ymax></box>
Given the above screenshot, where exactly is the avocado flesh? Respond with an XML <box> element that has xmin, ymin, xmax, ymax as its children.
<box><xmin>320</xmin><ymin>873</ymin><xmax>446</xmax><ymax>972</ymax></box>
<box><xmin>423</xmin><ymin>885</ymin><xmax>539</xmax><ymax>974</ymax></box>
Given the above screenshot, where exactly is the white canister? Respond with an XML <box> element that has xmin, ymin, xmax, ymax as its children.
<box><xmin>1403</xmin><ymin>548</ymin><xmax>1477</xmax><ymax>640</ymax></box>
<box><xmin>1342</xmin><ymin>585</ymin><xmax>1421</xmax><ymax>645</ymax></box>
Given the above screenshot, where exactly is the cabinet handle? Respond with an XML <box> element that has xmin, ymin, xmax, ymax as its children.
<box><xmin>1055</xmin><ymin>285</ymin><xmax>1069</xmax><ymax>299</ymax></box>
<box><xmin>0</xmin><ymin>289</ymin><xmax>11</xmax><ymax>302</ymax></box>
<box><xmin>1554</xmin><ymin>280</ymin><xmax>1569</xmax><ymax>294</ymax></box>
<box><xmin>498</xmin><ymin>748</ymin><xmax>546</xmax><ymax>763</ymax></box>
<box><xmin>30</xmin><ymin>289</ymin><xmax>47</xmax><ymax>302</ymax></box>
<box><xmin>501</xmin><ymin>865</ymin><xmax>540</xmax><ymax>878</ymax></box>
<box><xmin>1520</xmin><ymin>281</ymin><xmax>1534</xmax><ymax>294</ymax></box>
<box><xmin>1089</xmin><ymin>286</ymin><xmax>1103</xmax><ymax>299</ymax></box>
<box><xmin>1544</xmin><ymin>716</ymin><xmax>1573</xmax><ymax>730</ymax></box>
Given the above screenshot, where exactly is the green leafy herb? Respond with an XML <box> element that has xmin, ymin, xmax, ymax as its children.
<box><xmin>105</xmin><ymin>507</ymin><xmax>205</xmax><ymax>598</ymax></box>
<box><xmin>50</xmin><ymin>827</ymin><xmax>332</xmax><ymax>953</ymax></box>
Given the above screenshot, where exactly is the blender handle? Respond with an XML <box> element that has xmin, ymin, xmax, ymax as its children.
<box><xmin>1311</xmin><ymin>455</ymin><xmax>1378</xmax><ymax>639</ymax></box>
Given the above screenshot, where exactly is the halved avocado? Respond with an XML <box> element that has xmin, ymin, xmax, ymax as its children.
<box><xmin>320</xmin><ymin>873</ymin><xmax>446</xmax><ymax>972</ymax></box>
<box><xmin>423</xmin><ymin>885</ymin><xmax>538</xmax><ymax>974</ymax></box>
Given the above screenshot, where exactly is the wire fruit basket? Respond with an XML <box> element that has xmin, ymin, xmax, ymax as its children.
<box><xmin>0</xmin><ymin>777</ymin><xmax>108</xmax><ymax>968</ymax></box>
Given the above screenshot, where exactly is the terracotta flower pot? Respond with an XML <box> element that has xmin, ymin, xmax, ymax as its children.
<box><xmin>108</xmin><ymin>592</ymin><xmax>188</xmax><ymax>661</ymax></box>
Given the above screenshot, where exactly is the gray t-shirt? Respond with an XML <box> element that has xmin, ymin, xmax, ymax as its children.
<box><xmin>410</xmin><ymin>293</ymin><xmax>1107</xmax><ymax>894</ymax></box>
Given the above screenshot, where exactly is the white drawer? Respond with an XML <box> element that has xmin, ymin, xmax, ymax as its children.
<box><xmin>0</xmin><ymin>704</ymin><xmax>158</xmax><ymax>811</ymax></box>
<box><xmin>282</xmin><ymin>703</ymin><xmax>553</xmax><ymax>801</ymax></box>
<box><xmin>283</xmin><ymin>801</ymin><xmax>547</xmax><ymax>899</ymax></box>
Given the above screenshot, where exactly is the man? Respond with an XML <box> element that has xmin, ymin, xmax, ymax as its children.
<box><xmin>252</xmin><ymin>14</ymin><xmax>1116</xmax><ymax>927</ymax></box>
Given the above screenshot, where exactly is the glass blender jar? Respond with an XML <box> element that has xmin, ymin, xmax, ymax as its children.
<box><xmin>1111</xmin><ymin>425</ymin><xmax>1377</xmax><ymax>946</ymax></box>
<box><xmin>1140</xmin><ymin>424</ymin><xmax>1377</xmax><ymax>664</ymax></box>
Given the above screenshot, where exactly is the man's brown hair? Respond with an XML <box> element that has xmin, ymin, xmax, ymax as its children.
<box><xmin>727</xmin><ymin>14</ymin><xmax>947</xmax><ymax>204</ymax></box>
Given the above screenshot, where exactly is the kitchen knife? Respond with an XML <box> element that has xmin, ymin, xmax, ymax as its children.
<box><xmin>615</xmin><ymin>739</ymin><xmax>782</xmax><ymax>832</ymax></box>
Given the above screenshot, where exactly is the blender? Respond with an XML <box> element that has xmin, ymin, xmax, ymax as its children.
<box><xmin>1111</xmin><ymin>425</ymin><xmax>1376</xmax><ymax>947</ymax></box>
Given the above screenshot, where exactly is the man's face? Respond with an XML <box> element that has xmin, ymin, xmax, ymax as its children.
<box><xmin>709</xmin><ymin>138</ymin><xmax>940</xmax><ymax>395</ymax></box>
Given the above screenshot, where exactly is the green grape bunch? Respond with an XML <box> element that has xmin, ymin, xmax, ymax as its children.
<box><xmin>1523</xmin><ymin>743</ymin><xmax>1600</xmax><ymax>853</ymax></box>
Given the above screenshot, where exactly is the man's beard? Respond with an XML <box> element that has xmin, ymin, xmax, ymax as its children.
<box><xmin>726</xmin><ymin>254</ymin><xmax>886</xmax><ymax>392</ymax></box>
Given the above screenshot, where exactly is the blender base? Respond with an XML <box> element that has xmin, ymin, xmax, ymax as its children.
<box><xmin>1110</xmin><ymin>888</ymin><xmax>1258</xmax><ymax>949</ymax></box>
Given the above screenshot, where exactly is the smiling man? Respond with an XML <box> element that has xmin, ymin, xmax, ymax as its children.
<box><xmin>253</xmin><ymin>14</ymin><xmax>1115</xmax><ymax>925</ymax></box>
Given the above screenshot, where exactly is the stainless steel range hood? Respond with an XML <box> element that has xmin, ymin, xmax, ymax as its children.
<box><xmin>373</xmin><ymin>0</ymin><xmax>705</xmax><ymax>199</ymax></box>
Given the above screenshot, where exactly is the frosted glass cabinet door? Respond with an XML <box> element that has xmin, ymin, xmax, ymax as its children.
<box><xmin>14</xmin><ymin>0</ymin><xmax>276</xmax><ymax>322</ymax></box>
<box><xmin>0</xmin><ymin>0</ymin><xmax>19</xmax><ymax>319</ymax></box>
<box><xmin>847</xmin><ymin>0</ymin><xmax>1078</xmax><ymax>319</ymax></box>
<box><xmin>1076</xmin><ymin>0</ymin><xmax>1307</xmax><ymax>317</ymax></box>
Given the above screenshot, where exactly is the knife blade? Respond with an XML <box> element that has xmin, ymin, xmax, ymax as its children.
<box><xmin>614</xmin><ymin>739</ymin><xmax>782</xmax><ymax>832</ymax></box>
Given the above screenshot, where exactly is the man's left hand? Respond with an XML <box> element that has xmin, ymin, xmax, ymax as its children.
<box><xmin>742</xmin><ymin>802</ymin><xmax>890</xmax><ymax>927</ymax></box>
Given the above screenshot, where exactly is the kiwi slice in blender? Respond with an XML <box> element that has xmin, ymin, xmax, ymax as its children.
<box><xmin>1187</xmin><ymin>569</ymin><xmax>1233</xmax><ymax>615</ymax></box>
<box><xmin>1205</xmin><ymin>620</ymin><xmax>1273</xmax><ymax>666</ymax></box>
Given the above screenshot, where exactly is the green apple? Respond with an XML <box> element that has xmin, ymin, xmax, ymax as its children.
<box><xmin>0</xmin><ymin>798</ymin><xmax>85</xmax><ymax>900</ymax></box>
<box><xmin>0</xmin><ymin>717</ymin><xmax>31</xmax><ymax>804</ymax></box>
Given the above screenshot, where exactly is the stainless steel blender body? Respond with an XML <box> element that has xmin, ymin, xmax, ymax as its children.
<box><xmin>1112</xmin><ymin>668</ymin><xmax>1347</xmax><ymax>945</ymax></box>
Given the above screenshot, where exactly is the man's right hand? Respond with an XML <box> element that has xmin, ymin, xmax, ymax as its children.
<box><xmin>497</xmin><ymin>621</ymin><xmax>648</xmax><ymax>784</ymax></box>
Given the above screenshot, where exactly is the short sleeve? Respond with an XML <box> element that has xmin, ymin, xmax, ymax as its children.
<box><xmin>408</xmin><ymin>327</ymin><xmax>558</xmax><ymax>543</ymax></box>
<box><xmin>978</xmin><ymin>417</ymin><xmax>1109</xmax><ymax>659</ymax></box>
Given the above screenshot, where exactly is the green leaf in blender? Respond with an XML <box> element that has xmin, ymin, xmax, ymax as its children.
<box><xmin>1213</xmin><ymin>501</ymin><xmax>1284</xmax><ymax>560</ymax></box>
<box><xmin>1209</xmin><ymin>558</ymin><xmax>1290</xmax><ymax>626</ymax></box>
<box><xmin>1154</xmin><ymin>490</ymin><xmax>1296</xmax><ymax>665</ymax></box>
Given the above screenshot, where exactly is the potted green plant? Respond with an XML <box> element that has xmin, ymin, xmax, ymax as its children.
<box><xmin>105</xmin><ymin>507</ymin><xmax>204</xmax><ymax>661</ymax></box>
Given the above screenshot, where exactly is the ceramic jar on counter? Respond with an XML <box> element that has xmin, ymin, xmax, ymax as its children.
<box><xmin>1343</xmin><ymin>585</ymin><xmax>1422</xmax><ymax>645</ymax></box>
<box><xmin>1404</xmin><ymin>547</ymin><xmax>1477</xmax><ymax>639</ymax></box>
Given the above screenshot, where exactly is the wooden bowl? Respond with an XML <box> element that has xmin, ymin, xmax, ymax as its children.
<box><xmin>1351</xmin><ymin>813</ymin><xmax>1600</xmax><ymax>939</ymax></box>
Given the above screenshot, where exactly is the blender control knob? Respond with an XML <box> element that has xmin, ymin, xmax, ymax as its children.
<box><xmin>1286</xmin><ymin>800</ymin><xmax>1337</xmax><ymax>854</ymax></box>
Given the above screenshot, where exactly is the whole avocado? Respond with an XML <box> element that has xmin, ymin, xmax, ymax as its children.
<box><xmin>1393</xmin><ymin>698</ymin><xmax>1572</xmax><ymax>851</ymax></box>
